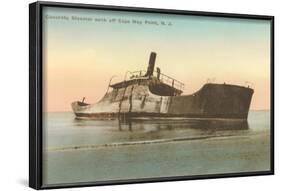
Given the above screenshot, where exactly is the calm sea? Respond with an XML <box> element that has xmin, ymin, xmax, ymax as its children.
<box><xmin>42</xmin><ymin>111</ymin><xmax>271</xmax><ymax>185</ymax></box>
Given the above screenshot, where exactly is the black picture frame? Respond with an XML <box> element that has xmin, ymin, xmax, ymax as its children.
<box><xmin>29</xmin><ymin>1</ymin><xmax>274</xmax><ymax>190</ymax></box>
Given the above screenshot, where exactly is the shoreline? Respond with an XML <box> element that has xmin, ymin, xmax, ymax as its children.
<box><xmin>43</xmin><ymin>131</ymin><xmax>270</xmax><ymax>185</ymax></box>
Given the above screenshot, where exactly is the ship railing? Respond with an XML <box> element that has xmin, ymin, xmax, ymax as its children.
<box><xmin>127</xmin><ymin>70</ymin><xmax>185</xmax><ymax>91</ymax></box>
<box><xmin>155</xmin><ymin>71</ymin><xmax>185</xmax><ymax>91</ymax></box>
<box><xmin>127</xmin><ymin>70</ymin><xmax>146</xmax><ymax>79</ymax></box>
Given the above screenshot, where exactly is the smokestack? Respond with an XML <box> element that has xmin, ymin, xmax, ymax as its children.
<box><xmin>145</xmin><ymin>52</ymin><xmax>156</xmax><ymax>77</ymax></box>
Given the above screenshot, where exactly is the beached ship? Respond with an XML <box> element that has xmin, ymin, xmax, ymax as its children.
<box><xmin>72</xmin><ymin>52</ymin><xmax>254</xmax><ymax>120</ymax></box>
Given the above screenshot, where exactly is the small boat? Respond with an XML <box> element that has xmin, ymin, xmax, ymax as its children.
<box><xmin>72</xmin><ymin>52</ymin><xmax>254</xmax><ymax>120</ymax></box>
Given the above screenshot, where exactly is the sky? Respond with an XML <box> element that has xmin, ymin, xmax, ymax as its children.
<box><xmin>42</xmin><ymin>7</ymin><xmax>271</xmax><ymax>112</ymax></box>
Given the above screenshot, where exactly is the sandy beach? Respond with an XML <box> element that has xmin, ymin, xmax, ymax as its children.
<box><xmin>43</xmin><ymin>130</ymin><xmax>270</xmax><ymax>185</ymax></box>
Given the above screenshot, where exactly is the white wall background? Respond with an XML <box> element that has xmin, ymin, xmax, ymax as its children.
<box><xmin>0</xmin><ymin>0</ymin><xmax>279</xmax><ymax>190</ymax></box>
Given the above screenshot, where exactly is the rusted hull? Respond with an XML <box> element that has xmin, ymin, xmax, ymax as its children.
<box><xmin>72</xmin><ymin>83</ymin><xmax>254</xmax><ymax>120</ymax></box>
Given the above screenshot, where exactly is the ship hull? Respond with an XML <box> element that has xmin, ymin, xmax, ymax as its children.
<box><xmin>74</xmin><ymin>112</ymin><xmax>250</xmax><ymax>120</ymax></box>
<box><xmin>72</xmin><ymin>83</ymin><xmax>254</xmax><ymax>120</ymax></box>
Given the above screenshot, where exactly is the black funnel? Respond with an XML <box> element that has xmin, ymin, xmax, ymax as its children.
<box><xmin>145</xmin><ymin>52</ymin><xmax>156</xmax><ymax>77</ymax></box>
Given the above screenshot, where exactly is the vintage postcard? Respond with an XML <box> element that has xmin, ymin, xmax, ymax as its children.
<box><xmin>39</xmin><ymin>5</ymin><xmax>273</xmax><ymax>187</ymax></box>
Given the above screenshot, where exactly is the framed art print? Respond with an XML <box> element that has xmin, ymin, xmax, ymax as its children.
<box><xmin>29</xmin><ymin>1</ymin><xmax>274</xmax><ymax>189</ymax></box>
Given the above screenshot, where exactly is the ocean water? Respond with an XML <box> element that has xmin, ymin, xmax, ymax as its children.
<box><xmin>42</xmin><ymin>111</ymin><xmax>271</xmax><ymax>186</ymax></box>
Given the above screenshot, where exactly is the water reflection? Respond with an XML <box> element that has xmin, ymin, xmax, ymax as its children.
<box><xmin>72</xmin><ymin>117</ymin><xmax>250</xmax><ymax>144</ymax></box>
<box><xmin>45</xmin><ymin>112</ymin><xmax>268</xmax><ymax>148</ymax></box>
<box><xmin>117</xmin><ymin>118</ymin><xmax>249</xmax><ymax>132</ymax></box>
